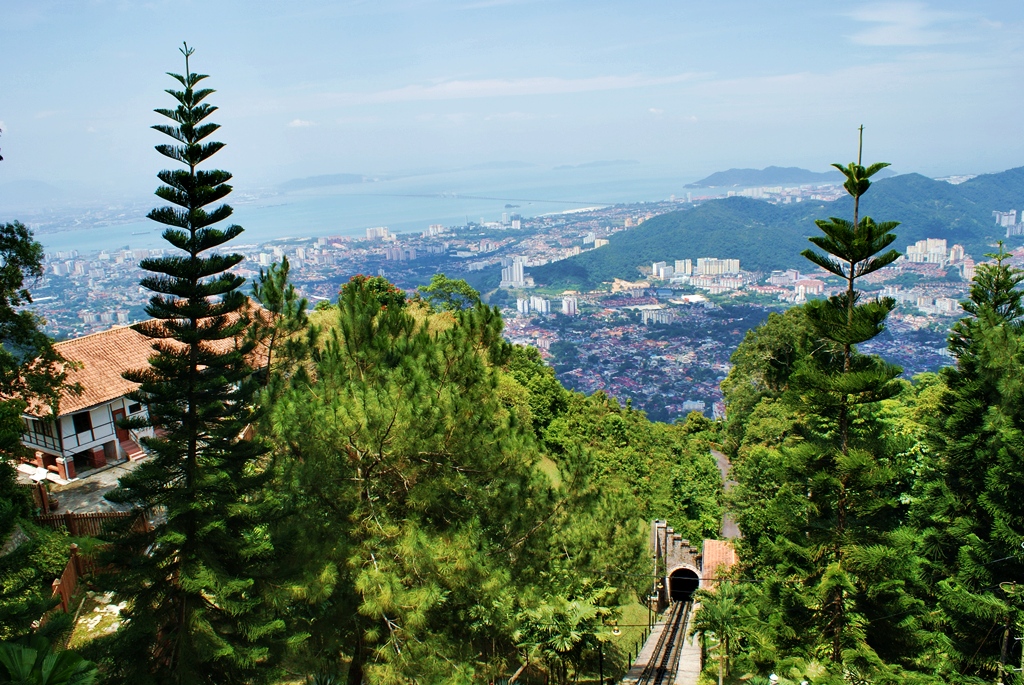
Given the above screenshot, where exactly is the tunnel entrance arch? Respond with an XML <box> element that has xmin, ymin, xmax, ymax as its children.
<box><xmin>668</xmin><ymin>567</ymin><xmax>700</xmax><ymax>602</ymax></box>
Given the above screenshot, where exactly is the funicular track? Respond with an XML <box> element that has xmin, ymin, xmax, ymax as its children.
<box><xmin>635</xmin><ymin>601</ymin><xmax>691</xmax><ymax>685</ymax></box>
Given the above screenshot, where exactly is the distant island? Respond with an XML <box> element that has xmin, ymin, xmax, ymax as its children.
<box><xmin>685</xmin><ymin>165</ymin><xmax>894</xmax><ymax>188</ymax></box>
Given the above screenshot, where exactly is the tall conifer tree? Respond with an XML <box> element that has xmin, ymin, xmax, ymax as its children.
<box><xmin>737</xmin><ymin>131</ymin><xmax>935</xmax><ymax>680</ymax></box>
<box><xmin>913</xmin><ymin>247</ymin><xmax>1024</xmax><ymax>679</ymax></box>
<box><xmin>101</xmin><ymin>44</ymin><xmax>283</xmax><ymax>684</ymax></box>
<box><xmin>794</xmin><ymin>128</ymin><xmax>905</xmax><ymax>665</ymax></box>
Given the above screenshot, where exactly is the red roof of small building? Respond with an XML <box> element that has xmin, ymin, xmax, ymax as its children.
<box><xmin>702</xmin><ymin>539</ymin><xmax>738</xmax><ymax>589</ymax></box>
<box><xmin>26</xmin><ymin>305</ymin><xmax>271</xmax><ymax>418</ymax></box>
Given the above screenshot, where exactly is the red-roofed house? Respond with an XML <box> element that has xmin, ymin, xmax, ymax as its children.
<box><xmin>20</xmin><ymin>326</ymin><xmax>157</xmax><ymax>481</ymax></box>
<box><xmin>20</xmin><ymin>307</ymin><xmax>271</xmax><ymax>481</ymax></box>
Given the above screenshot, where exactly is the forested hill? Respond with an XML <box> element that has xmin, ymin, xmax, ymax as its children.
<box><xmin>531</xmin><ymin>166</ymin><xmax>1024</xmax><ymax>289</ymax></box>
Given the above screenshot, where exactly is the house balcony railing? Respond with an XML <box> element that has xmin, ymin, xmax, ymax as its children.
<box><xmin>21</xmin><ymin>417</ymin><xmax>116</xmax><ymax>456</ymax></box>
<box><xmin>22</xmin><ymin>430</ymin><xmax>60</xmax><ymax>452</ymax></box>
<box><xmin>62</xmin><ymin>418</ymin><xmax>115</xmax><ymax>452</ymax></box>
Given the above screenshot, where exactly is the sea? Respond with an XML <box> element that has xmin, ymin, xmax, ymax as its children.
<box><xmin>12</xmin><ymin>165</ymin><xmax>697</xmax><ymax>255</ymax></box>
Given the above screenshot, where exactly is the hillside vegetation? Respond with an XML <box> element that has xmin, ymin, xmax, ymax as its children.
<box><xmin>533</xmin><ymin>167</ymin><xmax>1024</xmax><ymax>289</ymax></box>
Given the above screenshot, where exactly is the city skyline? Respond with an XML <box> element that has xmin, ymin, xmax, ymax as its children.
<box><xmin>2</xmin><ymin>0</ymin><xmax>1023</xmax><ymax>206</ymax></box>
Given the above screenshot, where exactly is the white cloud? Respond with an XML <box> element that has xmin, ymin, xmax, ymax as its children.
<box><xmin>649</xmin><ymin>108</ymin><xmax>664</xmax><ymax>115</ymax></box>
<box><xmin>847</xmin><ymin>2</ymin><xmax>964</xmax><ymax>47</ymax></box>
<box><xmin>287</xmin><ymin>118</ymin><xmax>316</xmax><ymax>128</ymax></box>
<box><xmin>0</xmin><ymin>120</ymin><xmax>6</xmax><ymax>132</ymax></box>
<box><xmin>325</xmin><ymin>73</ymin><xmax>701</xmax><ymax>105</ymax></box>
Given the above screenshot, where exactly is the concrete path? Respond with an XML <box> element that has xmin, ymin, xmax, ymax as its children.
<box><xmin>49</xmin><ymin>459</ymin><xmax>143</xmax><ymax>513</ymax></box>
<box><xmin>711</xmin><ymin>449</ymin><xmax>741</xmax><ymax>539</ymax></box>
<box><xmin>674</xmin><ymin>605</ymin><xmax>703</xmax><ymax>685</ymax></box>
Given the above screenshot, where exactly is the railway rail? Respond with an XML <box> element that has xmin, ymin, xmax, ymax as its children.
<box><xmin>635</xmin><ymin>601</ymin><xmax>692</xmax><ymax>685</ymax></box>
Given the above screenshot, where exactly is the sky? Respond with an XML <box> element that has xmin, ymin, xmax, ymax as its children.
<box><xmin>2</xmin><ymin>0</ymin><xmax>1023</xmax><ymax>201</ymax></box>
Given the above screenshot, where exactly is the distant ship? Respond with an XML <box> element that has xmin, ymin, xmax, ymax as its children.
<box><xmin>131</xmin><ymin>231</ymin><xmax>149</xmax><ymax>235</ymax></box>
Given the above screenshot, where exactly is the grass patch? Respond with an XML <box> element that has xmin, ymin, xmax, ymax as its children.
<box><xmin>610</xmin><ymin>599</ymin><xmax>657</xmax><ymax>658</ymax></box>
<box><xmin>67</xmin><ymin>591</ymin><xmax>124</xmax><ymax>650</ymax></box>
<box><xmin>537</xmin><ymin>456</ymin><xmax>561</xmax><ymax>487</ymax></box>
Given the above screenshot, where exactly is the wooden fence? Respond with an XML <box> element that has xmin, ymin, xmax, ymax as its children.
<box><xmin>50</xmin><ymin>544</ymin><xmax>85</xmax><ymax>614</ymax></box>
<box><xmin>34</xmin><ymin>510</ymin><xmax>151</xmax><ymax>537</ymax></box>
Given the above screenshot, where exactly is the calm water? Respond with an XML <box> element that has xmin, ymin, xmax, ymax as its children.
<box><xmin>28</xmin><ymin>166</ymin><xmax>694</xmax><ymax>255</ymax></box>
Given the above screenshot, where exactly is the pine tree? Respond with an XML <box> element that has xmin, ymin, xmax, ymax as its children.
<box><xmin>249</xmin><ymin>255</ymin><xmax>312</xmax><ymax>388</ymax></box>
<box><xmin>99</xmin><ymin>44</ymin><xmax>284</xmax><ymax>684</ymax></box>
<box><xmin>265</xmin><ymin>276</ymin><xmax>649</xmax><ymax>684</ymax></box>
<box><xmin>793</xmin><ymin>127</ymin><xmax>906</xmax><ymax>666</ymax></box>
<box><xmin>913</xmin><ymin>247</ymin><xmax>1024</xmax><ymax>679</ymax></box>
<box><xmin>731</xmin><ymin>131</ymin><xmax>938</xmax><ymax>680</ymax></box>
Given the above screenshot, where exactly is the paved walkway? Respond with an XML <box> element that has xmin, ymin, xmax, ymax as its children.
<box><xmin>712</xmin><ymin>449</ymin><xmax>741</xmax><ymax>539</ymax></box>
<box><xmin>49</xmin><ymin>459</ymin><xmax>143</xmax><ymax>513</ymax></box>
<box><xmin>674</xmin><ymin>605</ymin><xmax>703</xmax><ymax>685</ymax></box>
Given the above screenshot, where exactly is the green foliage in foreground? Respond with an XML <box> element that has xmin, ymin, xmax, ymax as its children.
<box><xmin>0</xmin><ymin>635</ymin><xmax>97</xmax><ymax>685</ymax></box>
<box><xmin>258</xmin><ymin>276</ymin><xmax>714</xmax><ymax>684</ymax></box>
<box><xmin>97</xmin><ymin>46</ymin><xmax>283</xmax><ymax>684</ymax></box>
<box><xmin>718</xmin><ymin>145</ymin><xmax>1024</xmax><ymax>683</ymax></box>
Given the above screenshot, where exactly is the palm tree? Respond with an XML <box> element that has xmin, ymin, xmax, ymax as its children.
<box><xmin>0</xmin><ymin>636</ymin><xmax>97</xmax><ymax>685</ymax></box>
<box><xmin>690</xmin><ymin>582</ymin><xmax>748</xmax><ymax>685</ymax></box>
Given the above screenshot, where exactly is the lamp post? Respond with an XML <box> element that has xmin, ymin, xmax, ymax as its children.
<box><xmin>598</xmin><ymin>621</ymin><xmax>620</xmax><ymax>685</ymax></box>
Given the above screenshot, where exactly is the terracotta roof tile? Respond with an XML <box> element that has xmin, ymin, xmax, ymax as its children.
<box><xmin>701</xmin><ymin>539</ymin><xmax>738</xmax><ymax>590</ymax></box>
<box><xmin>46</xmin><ymin>326</ymin><xmax>155</xmax><ymax>416</ymax></box>
<box><xmin>27</xmin><ymin>305</ymin><xmax>271</xmax><ymax>417</ymax></box>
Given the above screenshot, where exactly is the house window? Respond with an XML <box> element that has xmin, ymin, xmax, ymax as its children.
<box><xmin>128</xmin><ymin>403</ymin><xmax>142</xmax><ymax>414</ymax></box>
<box><xmin>32</xmin><ymin>420</ymin><xmax>53</xmax><ymax>437</ymax></box>
<box><xmin>72</xmin><ymin>412</ymin><xmax>92</xmax><ymax>435</ymax></box>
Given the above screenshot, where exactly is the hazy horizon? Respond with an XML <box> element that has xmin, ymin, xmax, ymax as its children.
<box><xmin>2</xmin><ymin>1</ymin><xmax>1023</xmax><ymax>206</ymax></box>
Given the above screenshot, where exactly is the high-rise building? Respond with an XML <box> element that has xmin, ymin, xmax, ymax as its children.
<box><xmin>594</xmin><ymin>238</ymin><xmax>610</xmax><ymax>248</ymax></box>
<box><xmin>366</xmin><ymin>226</ymin><xmax>391</xmax><ymax>240</ymax></box>
<box><xmin>642</xmin><ymin>309</ymin><xmax>676</xmax><ymax>325</ymax></box>
<box><xmin>500</xmin><ymin>258</ymin><xmax>527</xmax><ymax>289</ymax></box>
<box><xmin>948</xmin><ymin>244</ymin><xmax>965</xmax><ymax>263</ymax></box>
<box><xmin>994</xmin><ymin>209</ymin><xmax>1017</xmax><ymax>227</ymax></box>
<box><xmin>674</xmin><ymin>259</ymin><xmax>692</xmax><ymax>276</ymax></box>
<box><xmin>529</xmin><ymin>296</ymin><xmax>550</xmax><ymax>315</ymax></box>
<box><xmin>906</xmin><ymin>238</ymin><xmax>948</xmax><ymax>265</ymax></box>
<box><xmin>516</xmin><ymin>298</ymin><xmax>530</xmax><ymax>316</ymax></box>
<box><xmin>561</xmin><ymin>296</ymin><xmax>578</xmax><ymax>316</ymax></box>
<box><xmin>962</xmin><ymin>258</ymin><xmax>976</xmax><ymax>281</ymax></box>
<box><xmin>696</xmin><ymin>258</ymin><xmax>740</xmax><ymax>275</ymax></box>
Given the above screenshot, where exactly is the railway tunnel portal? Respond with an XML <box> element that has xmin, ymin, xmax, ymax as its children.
<box><xmin>650</xmin><ymin>520</ymin><xmax>737</xmax><ymax>610</ymax></box>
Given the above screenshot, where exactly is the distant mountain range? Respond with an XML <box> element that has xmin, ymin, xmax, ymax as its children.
<box><xmin>685</xmin><ymin>165</ymin><xmax>895</xmax><ymax>189</ymax></box>
<box><xmin>528</xmin><ymin>167</ymin><xmax>1024</xmax><ymax>290</ymax></box>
